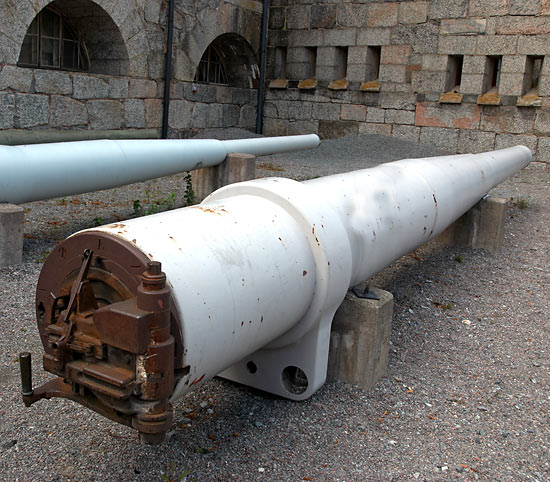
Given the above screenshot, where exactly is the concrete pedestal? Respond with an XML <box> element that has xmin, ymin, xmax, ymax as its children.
<box><xmin>438</xmin><ymin>196</ymin><xmax>507</xmax><ymax>255</ymax></box>
<box><xmin>192</xmin><ymin>153</ymin><xmax>256</xmax><ymax>203</ymax></box>
<box><xmin>327</xmin><ymin>287</ymin><xmax>394</xmax><ymax>390</ymax></box>
<box><xmin>0</xmin><ymin>203</ymin><xmax>24</xmax><ymax>267</ymax></box>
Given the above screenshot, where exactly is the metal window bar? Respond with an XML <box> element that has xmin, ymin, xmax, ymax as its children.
<box><xmin>195</xmin><ymin>45</ymin><xmax>229</xmax><ymax>85</ymax></box>
<box><xmin>40</xmin><ymin>8</ymin><xmax>61</xmax><ymax>68</ymax></box>
<box><xmin>19</xmin><ymin>7</ymin><xmax>88</xmax><ymax>72</ymax></box>
<box><xmin>19</xmin><ymin>16</ymin><xmax>39</xmax><ymax>66</ymax></box>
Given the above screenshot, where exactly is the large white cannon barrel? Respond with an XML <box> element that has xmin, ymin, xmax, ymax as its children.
<box><xmin>21</xmin><ymin>146</ymin><xmax>531</xmax><ymax>443</ymax></box>
<box><xmin>0</xmin><ymin>134</ymin><xmax>319</xmax><ymax>204</ymax></box>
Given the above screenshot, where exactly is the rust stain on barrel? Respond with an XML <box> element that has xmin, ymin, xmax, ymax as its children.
<box><xmin>194</xmin><ymin>206</ymin><xmax>229</xmax><ymax>216</ymax></box>
<box><xmin>190</xmin><ymin>374</ymin><xmax>205</xmax><ymax>386</ymax></box>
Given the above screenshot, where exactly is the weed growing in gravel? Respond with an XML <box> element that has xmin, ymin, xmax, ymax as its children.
<box><xmin>132</xmin><ymin>199</ymin><xmax>141</xmax><ymax>216</ymax></box>
<box><xmin>133</xmin><ymin>190</ymin><xmax>177</xmax><ymax>217</ymax></box>
<box><xmin>433</xmin><ymin>301</ymin><xmax>454</xmax><ymax>310</ymax></box>
<box><xmin>183</xmin><ymin>172</ymin><xmax>195</xmax><ymax>206</ymax></box>
<box><xmin>132</xmin><ymin>173</ymin><xmax>195</xmax><ymax>217</ymax></box>
<box><xmin>38</xmin><ymin>250</ymin><xmax>51</xmax><ymax>263</ymax></box>
<box><xmin>93</xmin><ymin>217</ymin><xmax>103</xmax><ymax>226</ymax></box>
<box><xmin>455</xmin><ymin>254</ymin><xmax>463</xmax><ymax>263</ymax></box>
<box><xmin>510</xmin><ymin>196</ymin><xmax>528</xmax><ymax>209</ymax></box>
<box><xmin>161</xmin><ymin>462</ymin><xmax>189</xmax><ymax>482</ymax></box>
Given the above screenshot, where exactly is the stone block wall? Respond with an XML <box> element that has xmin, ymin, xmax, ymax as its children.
<box><xmin>0</xmin><ymin>68</ymin><xmax>158</xmax><ymax>130</ymax></box>
<box><xmin>265</xmin><ymin>0</ymin><xmax>550</xmax><ymax>162</ymax></box>
<box><xmin>168</xmin><ymin>81</ymin><xmax>257</xmax><ymax>132</ymax></box>
<box><xmin>0</xmin><ymin>0</ymin><xmax>260</xmax><ymax>140</ymax></box>
<box><xmin>0</xmin><ymin>68</ymin><xmax>257</xmax><ymax>135</ymax></box>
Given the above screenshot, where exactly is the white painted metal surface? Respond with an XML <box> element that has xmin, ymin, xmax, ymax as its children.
<box><xmin>0</xmin><ymin>134</ymin><xmax>319</xmax><ymax>204</ymax></box>
<box><xmin>83</xmin><ymin>146</ymin><xmax>531</xmax><ymax>401</ymax></box>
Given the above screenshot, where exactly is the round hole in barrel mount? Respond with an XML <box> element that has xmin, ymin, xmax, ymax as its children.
<box><xmin>281</xmin><ymin>366</ymin><xmax>308</xmax><ymax>395</ymax></box>
<box><xmin>246</xmin><ymin>361</ymin><xmax>257</xmax><ymax>374</ymax></box>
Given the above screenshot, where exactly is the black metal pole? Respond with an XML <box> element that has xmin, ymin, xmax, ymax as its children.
<box><xmin>255</xmin><ymin>0</ymin><xmax>270</xmax><ymax>135</ymax></box>
<box><xmin>161</xmin><ymin>0</ymin><xmax>176</xmax><ymax>139</ymax></box>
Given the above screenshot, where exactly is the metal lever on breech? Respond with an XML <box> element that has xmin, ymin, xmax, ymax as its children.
<box><xmin>19</xmin><ymin>352</ymin><xmax>33</xmax><ymax>397</ymax></box>
<box><xmin>18</xmin><ymin>352</ymin><xmax>63</xmax><ymax>407</ymax></box>
<box><xmin>19</xmin><ymin>249</ymin><xmax>95</xmax><ymax>407</ymax></box>
<box><xmin>54</xmin><ymin>249</ymin><xmax>94</xmax><ymax>348</ymax></box>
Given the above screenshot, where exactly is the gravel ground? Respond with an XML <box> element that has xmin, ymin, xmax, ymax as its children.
<box><xmin>0</xmin><ymin>130</ymin><xmax>548</xmax><ymax>482</ymax></box>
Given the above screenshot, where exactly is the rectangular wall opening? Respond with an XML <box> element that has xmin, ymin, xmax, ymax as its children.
<box><xmin>305</xmin><ymin>46</ymin><xmax>317</xmax><ymax>79</ymax></box>
<box><xmin>334</xmin><ymin>46</ymin><xmax>348</xmax><ymax>80</ymax></box>
<box><xmin>482</xmin><ymin>55</ymin><xmax>502</xmax><ymax>94</ymax></box>
<box><xmin>522</xmin><ymin>55</ymin><xmax>544</xmax><ymax>96</ymax></box>
<box><xmin>274</xmin><ymin>47</ymin><xmax>287</xmax><ymax>79</ymax></box>
<box><xmin>444</xmin><ymin>55</ymin><xmax>463</xmax><ymax>93</ymax></box>
<box><xmin>366</xmin><ymin>46</ymin><xmax>381</xmax><ymax>81</ymax></box>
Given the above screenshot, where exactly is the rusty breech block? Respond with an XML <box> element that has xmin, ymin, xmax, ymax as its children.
<box><xmin>24</xmin><ymin>247</ymin><xmax>177</xmax><ymax>444</ymax></box>
<box><xmin>94</xmin><ymin>260</ymin><xmax>175</xmax><ymax>443</ymax></box>
<box><xmin>132</xmin><ymin>262</ymin><xmax>175</xmax><ymax>441</ymax></box>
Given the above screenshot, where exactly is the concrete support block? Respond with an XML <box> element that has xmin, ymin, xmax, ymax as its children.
<box><xmin>0</xmin><ymin>203</ymin><xmax>24</xmax><ymax>267</ymax></box>
<box><xmin>438</xmin><ymin>196</ymin><xmax>507</xmax><ymax>254</ymax></box>
<box><xmin>327</xmin><ymin>287</ymin><xmax>394</xmax><ymax>390</ymax></box>
<box><xmin>192</xmin><ymin>153</ymin><xmax>256</xmax><ymax>203</ymax></box>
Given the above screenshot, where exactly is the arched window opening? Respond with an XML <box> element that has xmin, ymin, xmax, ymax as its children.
<box><xmin>193</xmin><ymin>34</ymin><xmax>258</xmax><ymax>88</ymax></box>
<box><xmin>19</xmin><ymin>6</ymin><xmax>89</xmax><ymax>71</ymax></box>
<box><xmin>18</xmin><ymin>1</ymin><xmax>130</xmax><ymax>76</ymax></box>
<box><xmin>195</xmin><ymin>45</ymin><xmax>229</xmax><ymax>85</ymax></box>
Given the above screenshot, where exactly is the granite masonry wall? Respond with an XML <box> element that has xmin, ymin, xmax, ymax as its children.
<box><xmin>265</xmin><ymin>0</ymin><xmax>550</xmax><ymax>162</ymax></box>
<box><xmin>0</xmin><ymin>0</ymin><xmax>261</xmax><ymax>140</ymax></box>
<box><xmin>2</xmin><ymin>0</ymin><xmax>550</xmax><ymax>161</ymax></box>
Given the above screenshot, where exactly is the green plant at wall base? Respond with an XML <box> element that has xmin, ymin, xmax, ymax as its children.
<box><xmin>38</xmin><ymin>250</ymin><xmax>51</xmax><ymax>263</ymax></box>
<box><xmin>133</xmin><ymin>190</ymin><xmax>177</xmax><ymax>217</ymax></box>
<box><xmin>133</xmin><ymin>199</ymin><xmax>142</xmax><ymax>217</ymax></box>
<box><xmin>132</xmin><ymin>173</ymin><xmax>194</xmax><ymax>217</ymax></box>
<box><xmin>510</xmin><ymin>196</ymin><xmax>528</xmax><ymax>209</ymax></box>
<box><xmin>183</xmin><ymin>172</ymin><xmax>195</xmax><ymax>206</ymax></box>
<box><xmin>161</xmin><ymin>461</ymin><xmax>189</xmax><ymax>482</ymax></box>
